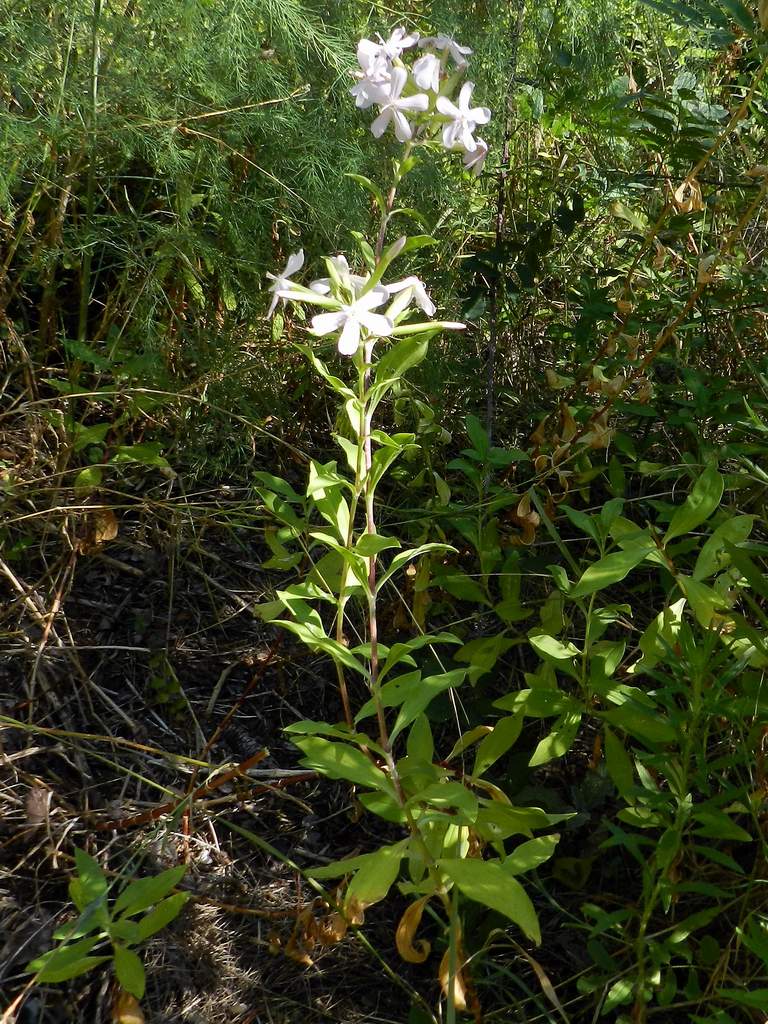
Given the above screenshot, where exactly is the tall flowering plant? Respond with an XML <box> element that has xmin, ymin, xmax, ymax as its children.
<box><xmin>259</xmin><ymin>29</ymin><xmax>561</xmax><ymax>1021</ymax></box>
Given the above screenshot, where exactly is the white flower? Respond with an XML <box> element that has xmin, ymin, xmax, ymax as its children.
<box><xmin>420</xmin><ymin>34</ymin><xmax>472</xmax><ymax>69</ymax></box>
<box><xmin>436</xmin><ymin>81</ymin><xmax>491</xmax><ymax>152</ymax></box>
<box><xmin>412</xmin><ymin>52</ymin><xmax>442</xmax><ymax>92</ymax></box>
<box><xmin>385</xmin><ymin>276</ymin><xmax>436</xmax><ymax>318</ymax></box>
<box><xmin>350</xmin><ymin>74</ymin><xmax>386</xmax><ymax>110</ymax></box>
<box><xmin>463</xmin><ymin>138</ymin><xmax>488</xmax><ymax>175</ymax></box>
<box><xmin>311</xmin><ymin>286</ymin><xmax>393</xmax><ymax>356</ymax></box>
<box><xmin>357</xmin><ymin>27</ymin><xmax>419</xmax><ymax>81</ymax></box>
<box><xmin>266</xmin><ymin>250</ymin><xmax>304</xmax><ymax>316</ymax></box>
<box><xmin>371</xmin><ymin>67</ymin><xmax>429</xmax><ymax>143</ymax></box>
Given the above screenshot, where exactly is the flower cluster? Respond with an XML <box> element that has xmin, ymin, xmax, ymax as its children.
<box><xmin>351</xmin><ymin>28</ymin><xmax>491</xmax><ymax>173</ymax></box>
<box><xmin>267</xmin><ymin>247</ymin><xmax>463</xmax><ymax>357</ymax></box>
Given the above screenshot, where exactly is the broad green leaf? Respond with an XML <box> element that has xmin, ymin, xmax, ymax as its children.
<box><xmin>391</xmin><ymin>669</ymin><xmax>466</xmax><ymax>742</ymax></box>
<box><xmin>494</xmin><ymin>688</ymin><xmax>581</xmax><ymax>718</ymax></box>
<box><xmin>664</xmin><ymin>464</ymin><xmax>724</xmax><ymax>543</ymax></box>
<box><xmin>676</xmin><ymin>575</ymin><xmax>730</xmax><ymax>628</ymax></box>
<box><xmin>560</xmin><ymin>504</ymin><xmax>598</xmax><ymax>541</ymax></box>
<box><xmin>598</xmin><ymin>705</ymin><xmax>676</xmax><ymax>744</ymax></box>
<box><xmin>529</xmin><ymin>710</ymin><xmax>582</xmax><ymax>766</ymax></box>
<box><xmin>113</xmin><ymin>944</ymin><xmax>146</xmax><ymax>999</ymax></box>
<box><xmin>503</xmin><ymin>834</ymin><xmax>560</xmax><ymax>875</ymax></box>
<box><xmin>346</xmin><ymin>842</ymin><xmax>408</xmax><ymax>912</ymax></box>
<box><xmin>111</xmin><ymin>442</ymin><xmax>170</xmax><ymax>471</ymax></box>
<box><xmin>407</xmin><ymin>714</ymin><xmax>434</xmax><ymax>764</ymax></box>
<box><xmin>603</xmin><ymin>727</ymin><xmax>634</xmax><ymax>797</ymax></box>
<box><xmin>692</xmin><ymin>808</ymin><xmax>753</xmax><ymax>842</ymax></box>
<box><xmin>717</xmin><ymin>989</ymin><xmax>768</xmax><ymax>1010</ymax></box>
<box><xmin>411</xmin><ymin>781</ymin><xmax>479</xmax><ymax>824</ymax></box>
<box><xmin>356</xmin><ymin>533</ymin><xmax>400</xmax><ymax>557</ymax></box>
<box><xmin>309</xmin><ymin>839</ymin><xmax>409</xmax><ymax>880</ymax></box>
<box><xmin>602</xmin><ymin>977</ymin><xmax>634</xmax><ymax>1014</ymax></box>
<box><xmin>570</xmin><ymin>538</ymin><xmax>655</xmax><ymax>598</ymax></box>
<box><xmin>473</xmin><ymin>714</ymin><xmax>524</xmax><ymax>775</ymax></box>
<box><xmin>114</xmin><ymin>865</ymin><xmax>186</xmax><ymax>917</ymax></box>
<box><xmin>345</xmin><ymin>173</ymin><xmax>386</xmax><ymax>212</ymax></box>
<box><xmin>438</xmin><ymin>858</ymin><xmax>541</xmax><ymax>944</ymax></box>
<box><xmin>693</xmin><ymin>515</ymin><xmax>754</xmax><ymax>580</ymax></box>
<box><xmin>475</xmin><ymin>804</ymin><xmax>568</xmax><ymax>842</ymax></box>
<box><xmin>74</xmin><ymin>466</ymin><xmax>103</xmax><ymax>497</ymax></box>
<box><xmin>370</xmin><ymin>337</ymin><xmax>428</xmax><ymax>409</ymax></box>
<box><xmin>28</xmin><ymin>936</ymin><xmax>107</xmax><ymax>982</ymax></box>
<box><xmin>291</xmin><ymin>736</ymin><xmax>393</xmax><ymax>793</ymax></box>
<box><xmin>529</xmin><ymin>633</ymin><xmax>581</xmax><ymax>661</ymax></box>
<box><xmin>73</xmin><ymin>849</ymin><xmax>108</xmax><ymax>907</ymax></box>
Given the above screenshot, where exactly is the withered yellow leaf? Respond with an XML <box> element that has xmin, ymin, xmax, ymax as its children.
<box><xmin>395</xmin><ymin>896</ymin><xmax>431</xmax><ymax>964</ymax></box>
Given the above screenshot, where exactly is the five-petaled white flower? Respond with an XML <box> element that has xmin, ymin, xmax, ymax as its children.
<box><xmin>463</xmin><ymin>138</ymin><xmax>488</xmax><ymax>174</ymax></box>
<box><xmin>420</xmin><ymin>34</ymin><xmax>472</xmax><ymax>68</ymax></box>
<box><xmin>436</xmin><ymin>81</ymin><xmax>491</xmax><ymax>152</ymax></box>
<box><xmin>311</xmin><ymin>286</ymin><xmax>393</xmax><ymax>356</ymax></box>
<box><xmin>371</xmin><ymin>67</ymin><xmax>429</xmax><ymax>142</ymax></box>
<box><xmin>386</xmin><ymin>276</ymin><xmax>436</xmax><ymax>318</ymax></box>
<box><xmin>412</xmin><ymin>52</ymin><xmax>442</xmax><ymax>92</ymax></box>
<box><xmin>266</xmin><ymin>250</ymin><xmax>304</xmax><ymax>316</ymax></box>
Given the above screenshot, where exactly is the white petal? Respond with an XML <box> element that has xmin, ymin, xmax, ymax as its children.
<box><xmin>357</xmin><ymin>39</ymin><xmax>380</xmax><ymax>72</ymax></box>
<box><xmin>397</xmin><ymin>93</ymin><xmax>429</xmax><ymax>112</ymax></box>
<box><xmin>266</xmin><ymin>291</ymin><xmax>280</xmax><ymax>317</ymax></box>
<box><xmin>461</xmin><ymin>125</ymin><xmax>478</xmax><ymax>151</ymax></box>
<box><xmin>392</xmin><ymin>110</ymin><xmax>413</xmax><ymax>142</ymax></box>
<box><xmin>359</xmin><ymin>312</ymin><xmax>393</xmax><ymax>337</ymax></box>
<box><xmin>388</xmin><ymin>66</ymin><xmax>408</xmax><ymax>99</ymax></box>
<box><xmin>310</xmin><ymin>278</ymin><xmax>331</xmax><ymax>294</ymax></box>
<box><xmin>355</xmin><ymin>286</ymin><xmax>389</xmax><ymax>312</ymax></box>
<box><xmin>436</xmin><ymin>96</ymin><xmax>459</xmax><ymax>118</ymax></box>
<box><xmin>469</xmin><ymin>105</ymin><xmax>492</xmax><ymax>125</ymax></box>
<box><xmin>337</xmin><ymin>317</ymin><xmax>361</xmax><ymax>355</ymax></box>
<box><xmin>312</xmin><ymin>311</ymin><xmax>346</xmax><ymax>336</ymax></box>
<box><xmin>284</xmin><ymin>250</ymin><xmax>304</xmax><ymax>276</ymax></box>
<box><xmin>370</xmin><ymin>109</ymin><xmax>391</xmax><ymax>138</ymax></box>
<box><xmin>458</xmin><ymin>81</ymin><xmax>475</xmax><ymax>112</ymax></box>
<box><xmin>442</xmin><ymin>122</ymin><xmax>458</xmax><ymax>149</ymax></box>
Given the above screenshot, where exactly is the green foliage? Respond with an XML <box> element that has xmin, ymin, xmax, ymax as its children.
<box><xmin>27</xmin><ymin>850</ymin><xmax>188</xmax><ymax>1000</ymax></box>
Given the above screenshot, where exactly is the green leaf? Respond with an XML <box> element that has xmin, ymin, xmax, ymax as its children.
<box><xmin>602</xmin><ymin>977</ymin><xmax>634</xmax><ymax>1014</ymax></box>
<box><xmin>693</xmin><ymin>515</ymin><xmax>754</xmax><ymax>580</ymax></box>
<box><xmin>569</xmin><ymin>537</ymin><xmax>655</xmax><ymax>598</ymax></box>
<box><xmin>529</xmin><ymin>633</ymin><xmax>581</xmax><ymax>661</ymax></box>
<box><xmin>438</xmin><ymin>858</ymin><xmax>541</xmax><ymax>944</ymax></box>
<box><xmin>345</xmin><ymin>173</ymin><xmax>386</xmax><ymax>213</ymax></box>
<box><xmin>664</xmin><ymin>464</ymin><xmax>724</xmax><ymax>543</ymax></box>
<box><xmin>114</xmin><ymin>865</ymin><xmax>186</xmax><ymax>917</ymax></box>
<box><xmin>28</xmin><ymin>936</ymin><xmax>108</xmax><ymax>983</ymax></box>
<box><xmin>111</xmin><ymin>442</ymin><xmax>171</xmax><ymax>471</ymax></box>
<box><xmin>291</xmin><ymin>736</ymin><xmax>393</xmax><ymax>793</ymax></box>
<box><xmin>113</xmin><ymin>944</ymin><xmax>146</xmax><ymax>999</ymax></box>
<box><xmin>345</xmin><ymin>842</ymin><xmax>408</xmax><ymax>911</ymax></box>
<box><xmin>74</xmin><ymin>466</ymin><xmax>103</xmax><ymax>497</ymax></box>
<box><xmin>604</xmin><ymin>727</ymin><xmax>634</xmax><ymax>797</ymax></box>
<box><xmin>309</xmin><ymin>839</ymin><xmax>409</xmax><ymax>880</ymax></box>
<box><xmin>529</xmin><ymin>710</ymin><xmax>582</xmax><ymax>766</ymax></box>
<box><xmin>73</xmin><ymin>849</ymin><xmax>108</xmax><ymax>908</ymax></box>
<box><xmin>407</xmin><ymin>714</ymin><xmax>434</xmax><ymax>764</ymax></box>
<box><xmin>370</xmin><ymin>337</ymin><xmax>428</xmax><ymax>409</ymax></box>
<box><xmin>473</xmin><ymin>714</ymin><xmax>524</xmax><ymax>775</ymax></box>
<box><xmin>412</xmin><ymin>781</ymin><xmax>479</xmax><ymax>824</ymax></box>
<box><xmin>391</xmin><ymin>669</ymin><xmax>466</xmax><ymax>742</ymax></box>
<box><xmin>717</xmin><ymin>989</ymin><xmax>768</xmax><ymax>1010</ymax></box>
<box><xmin>503</xmin><ymin>834</ymin><xmax>560</xmax><ymax>875</ymax></box>
<box><xmin>356</xmin><ymin>533</ymin><xmax>400</xmax><ymax>557</ymax></box>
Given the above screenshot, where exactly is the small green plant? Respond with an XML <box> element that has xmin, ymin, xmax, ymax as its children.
<box><xmin>27</xmin><ymin>849</ymin><xmax>189</xmax><ymax>1002</ymax></box>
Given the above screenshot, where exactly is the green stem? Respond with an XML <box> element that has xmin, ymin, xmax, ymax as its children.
<box><xmin>77</xmin><ymin>0</ymin><xmax>102</xmax><ymax>343</ymax></box>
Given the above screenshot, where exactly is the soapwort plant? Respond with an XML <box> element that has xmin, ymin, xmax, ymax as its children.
<box><xmin>258</xmin><ymin>27</ymin><xmax>564</xmax><ymax>1018</ymax></box>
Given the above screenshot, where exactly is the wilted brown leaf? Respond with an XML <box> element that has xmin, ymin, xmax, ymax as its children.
<box><xmin>112</xmin><ymin>989</ymin><xmax>145</xmax><ymax>1024</ymax></box>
